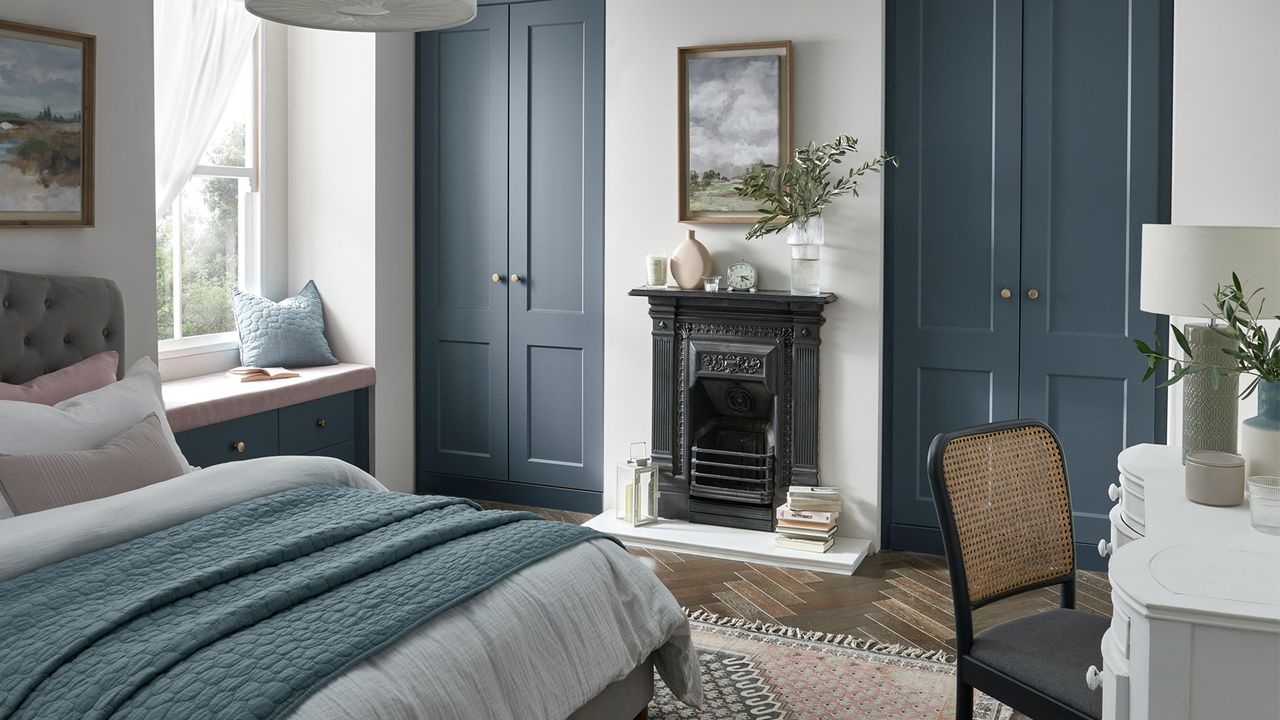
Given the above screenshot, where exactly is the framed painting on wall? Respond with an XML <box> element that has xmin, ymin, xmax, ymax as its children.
<box><xmin>0</xmin><ymin>19</ymin><xmax>95</xmax><ymax>228</ymax></box>
<box><xmin>678</xmin><ymin>41</ymin><xmax>791</xmax><ymax>224</ymax></box>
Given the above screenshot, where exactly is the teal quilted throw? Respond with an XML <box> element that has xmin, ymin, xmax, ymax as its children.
<box><xmin>0</xmin><ymin>486</ymin><xmax>614</xmax><ymax>719</ymax></box>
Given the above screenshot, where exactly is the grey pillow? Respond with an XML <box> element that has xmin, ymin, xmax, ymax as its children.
<box><xmin>232</xmin><ymin>280</ymin><xmax>339</xmax><ymax>368</ymax></box>
<box><xmin>0</xmin><ymin>414</ymin><xmax>189</xmax><ymax>515</ymax></box>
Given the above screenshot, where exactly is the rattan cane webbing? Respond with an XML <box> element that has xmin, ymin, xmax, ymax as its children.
<box><xmin>940</xmin><ymin>425</ymin><xmax>1075</xmax><ymax>606</ymax></box>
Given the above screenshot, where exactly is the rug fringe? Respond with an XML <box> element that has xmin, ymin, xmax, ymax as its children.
<box><xmin>683</xmin><ymin>608</ymin><xmax>955</xmax><ymax>664</ymax></box>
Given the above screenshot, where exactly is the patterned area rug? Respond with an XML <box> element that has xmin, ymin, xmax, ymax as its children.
<box><xmin>651</xmin><ymin>612</ymin><xmax>1012</xmax><ymax>720</ymax></box>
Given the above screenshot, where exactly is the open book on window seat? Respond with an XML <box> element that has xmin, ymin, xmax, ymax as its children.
<box><xmin>226</xmin><ymin>367</ymin><xmax>301</xmax><ymax>382</ymax></box>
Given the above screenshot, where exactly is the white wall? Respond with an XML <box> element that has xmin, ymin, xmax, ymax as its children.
<box><xmin>286</xmin><ymin>28</ymin><xmax>416</xmax><ymax>492</ymax></box>
<box><xmin>0</xmin><ymin>0</ymin><xmax>157</xmax><ymax>369</ymax></box>
<box><xmin>604</xmin><ymin>0</ymin><xmax>887</xmax><ymax>544</ymax></box>
<box><xmin>371</xmin><ymin>32</ymin><xmax>418</xmax><ymax>494</ymax></box>
<box><xmin>286</xmin><ymin>28</ymin><xmax>377</xmax><ymax>362</ymax></box>
<box><xmin>1172</xmin><ymin>0</ymin><xmax>1280</xmax><ymax>228</ymax></box>
<box><xmin>1167</xmin><ymin>0</ymin><xmax>1280</xmax><ymax>437</ymax></box>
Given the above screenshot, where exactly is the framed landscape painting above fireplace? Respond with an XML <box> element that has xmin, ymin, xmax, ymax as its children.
<box><xmin>678</xmin><ymin>40</ymin><xmax>791</xmax><ymax>223</ymax></box>
<box><xmin>0</xmin><ymin>19</ymin><xmax>95</xmax><ymax>227</ymax></box>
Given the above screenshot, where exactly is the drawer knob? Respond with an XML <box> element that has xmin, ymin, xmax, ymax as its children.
<box><xmin>316</xmin><ymin>419</ymin><xmax>328</xmax><ymax>429</ymax></box>
<box><xmin>1085</xmin><ymin>665</ymin><xmax>1102</xmax><ymax>691</ymax></box>
<box><xmin>1108</xmin><ymin>483</ymin><xmax>1123</xmax><ymax>502</ymax></box>
<box><xmin>232</xmin><ymin>441</ymin><xmax>246</xmax><ymax>454</ymax></box>
<box><xmin>1097</xmin><ymin>538</ymin><xmax>1113</xmax><ymax>558</ymax></box>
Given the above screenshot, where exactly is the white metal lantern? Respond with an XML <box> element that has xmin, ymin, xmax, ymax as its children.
<box><xmin>616</xmin><ymin>442</ymin><xmax>659</xmax><ymax>527</ymax></box>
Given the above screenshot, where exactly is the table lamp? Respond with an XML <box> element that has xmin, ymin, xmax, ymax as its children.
<box><xmin>1141</xmin><ymin>225</ymin><xmax>1280</xmax><ymax>463</ymax></box>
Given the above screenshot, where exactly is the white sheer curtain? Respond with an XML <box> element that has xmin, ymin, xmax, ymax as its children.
<box><xmin>154</xmin><ymin>0</ymin><xmax>260</xmax><ymax>219</ymax></box>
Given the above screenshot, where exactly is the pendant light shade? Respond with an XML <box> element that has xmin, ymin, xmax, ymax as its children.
<box><xmin>245</xmin><ymin>0</ymin><xmax>477</xmax><ymax>32</ymax></box>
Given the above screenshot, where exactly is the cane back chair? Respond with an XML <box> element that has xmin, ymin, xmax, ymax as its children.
<box><xmin>927</xmin><ymin>420</ymin><xmax>1108</xmax><ymax>720</ymax></box>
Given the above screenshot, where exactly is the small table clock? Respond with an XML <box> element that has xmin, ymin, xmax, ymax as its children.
<box><xmin>726</xmin><ymin>260</ymin><xmax>758</xmax><ymax>292</ymax></box>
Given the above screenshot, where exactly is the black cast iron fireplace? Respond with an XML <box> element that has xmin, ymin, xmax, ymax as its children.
<box><xmin>631</xmin><ymin>287</ymin><xmax>835</xmax><ymax>532</ymax></box>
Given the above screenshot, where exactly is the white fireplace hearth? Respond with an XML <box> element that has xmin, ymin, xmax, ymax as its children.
<box><xmin>584</xmin><ymin>513</ymin><xmax>872</xmax><ymax>575</ymax></box>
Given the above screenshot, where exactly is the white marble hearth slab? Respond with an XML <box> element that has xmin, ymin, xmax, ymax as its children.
<box><xmin>584</xmin><ymin>514</ymin><xmax>872</xmax><ymax>575</ymax></box>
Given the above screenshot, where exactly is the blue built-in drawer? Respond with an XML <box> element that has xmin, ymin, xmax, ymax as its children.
<box><xmin>177</xmin><ymin>411</ymin><xmax>280</xmax><ymax>468</ymax></box>
<box><xmin>306</xmin><ymin>440</ymin><xmax>357</xmax><ymax>465</ymax></box>
<box><xmin>279</xmin><ymin>393</ymin><xmax>355</xmax><ymax>455</ymax></box>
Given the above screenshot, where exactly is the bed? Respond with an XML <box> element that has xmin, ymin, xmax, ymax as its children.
<box><xmin>0</xmin><ymin>269</ymin><xmax>701</xmax><ymax>720</ymax></box>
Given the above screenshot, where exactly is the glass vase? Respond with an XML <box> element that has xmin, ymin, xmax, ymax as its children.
<box><xmin>786</xmin><ymin>215</ymin><xmax>824</xmax><ymax>296</ymax></box>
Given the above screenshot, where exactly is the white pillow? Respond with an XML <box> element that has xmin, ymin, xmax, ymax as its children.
<box><xmin>0</xmin><ymin>355</ymin><xmax>189</xmax><ymax>474</ymax></box>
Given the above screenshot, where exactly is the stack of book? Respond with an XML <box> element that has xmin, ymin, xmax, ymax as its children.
<box><xmin>774</xmin><ymin>486</ymin><xmax>841</xmax><ymax>553</ymax></box>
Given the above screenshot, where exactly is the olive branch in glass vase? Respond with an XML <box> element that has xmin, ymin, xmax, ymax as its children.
<box><xmin>734</xmin><ymin>134</ymin><xmax>898</xmax><ymax>241</ymax></box>
<box><xmin>1134</xmin><ymin>273</ymin><xmax>1280</xmax><ymax>398</ymax></box>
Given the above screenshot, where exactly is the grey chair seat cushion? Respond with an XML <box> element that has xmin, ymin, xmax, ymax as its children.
<box><xmin>969</xmin><ymin>608</ymin><xmax>1108</xmax><ymax>719</ymax></box>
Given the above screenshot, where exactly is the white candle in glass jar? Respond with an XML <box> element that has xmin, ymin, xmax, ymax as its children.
<box><xmin>645</xmin><ymin>254</ymin><xmax>668</xmax><ymax>286</ymax></box>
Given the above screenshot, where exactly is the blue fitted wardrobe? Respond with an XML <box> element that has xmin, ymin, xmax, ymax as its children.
<box><xmin>883</xmin><ymin>0</ymin><xmax>1173</xmax><ymax>569</ymax></box>
<box><xmin>415</xmin><ymin>0</ymin><xmax>605</xmax><ymax>512</ymax></box>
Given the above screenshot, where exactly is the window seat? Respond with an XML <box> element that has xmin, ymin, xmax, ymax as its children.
<box><xmin>162</xmin><ymin>363</ymin><xmax>375</xmax><ymax>433</ymax></box>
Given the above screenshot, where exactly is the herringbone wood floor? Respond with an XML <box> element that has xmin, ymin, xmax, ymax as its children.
<box><xmin>479</xmin><ymin>502</ymin><xmax>1112</xmax><ymax>656</ymax></box>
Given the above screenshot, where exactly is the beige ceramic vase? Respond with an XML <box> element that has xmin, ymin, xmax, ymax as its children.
<box><xmin>669</xmin><ymin>229</ymin><xmax>712</xmax><ymax>290</ymax></box>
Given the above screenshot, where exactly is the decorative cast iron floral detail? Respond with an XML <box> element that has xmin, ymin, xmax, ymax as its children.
<box><xmin>700</xmin><ymin>352</ymin><xmax>765</xmax><ymax>375</ymax></box>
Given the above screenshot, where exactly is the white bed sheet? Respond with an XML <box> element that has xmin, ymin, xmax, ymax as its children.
<box><xmin>0</xmin><ymin>456</ymin><xmax>701</xmax><ymax>719</ymax></box>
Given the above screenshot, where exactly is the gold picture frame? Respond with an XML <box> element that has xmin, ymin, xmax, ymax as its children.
<box><xmin>678</xmin><ymin>41</ymin><xmax>792</xmax><ymax>224</ymax></box>
<box><xmin>0</xmin><ymin>19</ymin><xmax>96</xmax><ymax>228</ymax></box>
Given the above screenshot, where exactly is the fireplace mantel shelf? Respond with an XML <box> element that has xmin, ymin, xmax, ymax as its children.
<box><xmin>629</xmin><ymin>287</ymin><xmax>837</xmax><ymax>304</ymax></box>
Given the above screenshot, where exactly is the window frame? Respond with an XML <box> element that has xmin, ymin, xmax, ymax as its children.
<box><xmin>157</xmin><ymin>28</ymin><xmax>262</xmax><ymax>361</ymax></box>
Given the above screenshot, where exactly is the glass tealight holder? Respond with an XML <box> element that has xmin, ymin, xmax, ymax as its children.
<box><xmin>1248</xmin><ymin>476</ymin><xmax>1280</xmax><ymax>535</ymax></box>
<box><xmin>645</xmin><ymin>254</ymin><xmax>668</xmax><ymax>287</ymax></box>
<box><xmin>702</xmin><ymin>275</ymin><xmax>721</xmax><ymax>292</ymax></box>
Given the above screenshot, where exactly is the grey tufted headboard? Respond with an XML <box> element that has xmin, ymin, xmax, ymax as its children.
<box><xmin>0</xmin><ymin>269</ymin><xmax>125</xmax><ymax>385</ymax></box>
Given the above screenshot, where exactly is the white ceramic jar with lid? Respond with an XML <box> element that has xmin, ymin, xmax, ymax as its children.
<box><xmin>1184</xmin><ymin>450</ymin><xmax>1246</xmax><ymax>506</ymax></box>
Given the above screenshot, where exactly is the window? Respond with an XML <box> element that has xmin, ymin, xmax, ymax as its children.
<box><xmin>156</xmin><ymin>38</ymin><xmax>259</xmax><ymax>352</ymax></box>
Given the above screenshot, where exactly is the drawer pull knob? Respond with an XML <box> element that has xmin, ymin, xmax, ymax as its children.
<box><xmin>1108</xmin><ymin>483</ymin><xmax>1123</xmax><ymax>502</ymax></box>
<box><xmin>232</xmin><ymin>441</ymin><xmax>247</xmax><ymax>454</ymax></box>
<box><xmin>1097</xmin><ymin>538</ymin><xmax>1113</xmax><ymax>558</ymax></box>
<box><xmin>1085</xmin><ymin>665</ymin><xmax>1102</xmax><ymax>691</ymax></box>
<box><xmin>316</xmin><ymin>419</ymin><xmax>328</xmax><ymax>429</ymax></box>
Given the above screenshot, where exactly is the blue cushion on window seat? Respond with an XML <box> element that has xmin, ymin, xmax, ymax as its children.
<box><xmin>232</xmin><ymin>280</ymin><xmax>338</xmax><ymax>368</ymax></box>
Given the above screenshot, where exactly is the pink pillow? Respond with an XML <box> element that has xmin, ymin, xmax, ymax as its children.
<box><xmin>0</xmin><ymin>351</ymin><xmax>120</xmax><ymax>405</ymax></box>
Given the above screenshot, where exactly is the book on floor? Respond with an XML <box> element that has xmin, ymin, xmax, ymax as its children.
<box><xmin>775</xmin><ymin>535</ymin><xmax>835</xmax><ymax>553</ymax></box>
<box><xmin>226</xmin><ymin>366</ymin><xmax>300</xmax><ymax>382</ymax></box>
<box><xmin>776</xmin><ymin>505</ymin><xmax>839</xmax><ymax>524</ymax></box>
<box><xmin>775</xmin><ymin>517</ymin><xmax>836</xmax><ymax>532</ymax></box>
<box><xmin>775</xmin><ymin>524</ymin><xmax>838</xmax><ymax>541</ymax></box>
<box><xmin>786</xmin><ymin>485</ymin><xmax>842</xmax><ymax>511</ymax></box>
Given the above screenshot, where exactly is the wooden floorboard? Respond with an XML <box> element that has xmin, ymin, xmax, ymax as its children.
<box><xmin>479</xmin><ymin>502</ymin><xmax>1113</xmax><ymax>659</ymax></box>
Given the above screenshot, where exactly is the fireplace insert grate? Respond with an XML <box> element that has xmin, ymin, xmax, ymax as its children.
<box><xmin>690</xmin><ymin>421</ymin><xmax>774</xmax><ymax>506</ymax></box>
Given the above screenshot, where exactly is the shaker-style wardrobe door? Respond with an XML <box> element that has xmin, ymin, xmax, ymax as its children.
<box><xmin>416</xmin><ymin>5</ymin><xmax>512</xmax><ymax>483</ymax></box>
<box><xmin>506</xmin><ymin>0</ymin><xmax>605</xmax><ymax>494</ymax></box>
<box><xmin>1016</xmin><ymin>0</ymin><xmax>1170</xmax><ymax>556</ymax></box>
<box><xmin>886</xmin><ymin>0</ymin><xmax>1025</xmax><ymax>539</ymax></box>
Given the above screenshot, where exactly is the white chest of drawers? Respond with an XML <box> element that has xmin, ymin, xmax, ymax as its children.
<box><xmin>1102</xmin><ymin>445</ymin><xmax>1280</xmax><ymax>720</ymax></box>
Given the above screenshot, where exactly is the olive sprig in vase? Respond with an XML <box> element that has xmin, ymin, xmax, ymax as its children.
<box><xmin>734</xmin><ymin>134</ymin><xmax>896</xmax><ymax>295</ymax></box>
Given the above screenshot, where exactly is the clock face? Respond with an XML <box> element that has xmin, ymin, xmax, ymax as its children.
<box><xmin>726</xmin><ymin>261</ymin><xmax>758</xmax><ymax>290</ymax></box>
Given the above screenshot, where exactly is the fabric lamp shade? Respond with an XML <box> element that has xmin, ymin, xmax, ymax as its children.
<box><xmin>1140</xmin><ymin>225</ymin><xmax>1280</xmax><ymax>317</ymax></box>
<box><xmin>245</xmin><ymin>0</ymin><xmax>476</xmax><ymax>32</ymax></box>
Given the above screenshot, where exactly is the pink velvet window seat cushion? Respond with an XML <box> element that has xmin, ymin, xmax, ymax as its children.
<box><xmin>162</xmin><ymin>363</ymin><xmax>375</xmax><ymax>433</ymax></box>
